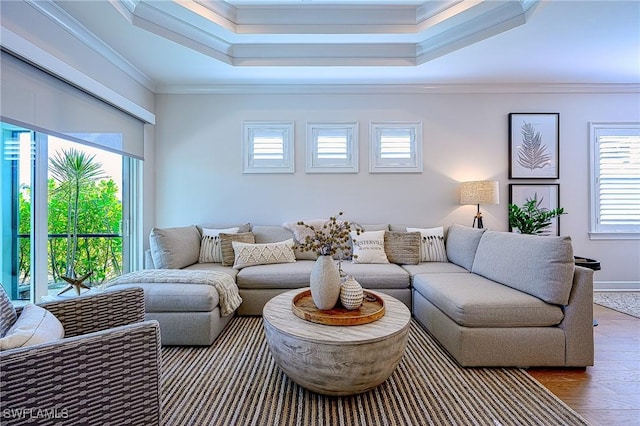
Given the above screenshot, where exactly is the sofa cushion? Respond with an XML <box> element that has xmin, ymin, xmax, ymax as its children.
<box><xmin>445</xmin><ymin>224</ymin><xmax>486</xmax><ymax>271</ymax></box>
<box><xmin>237</xmin><ymin>261</ymin><xmax>315</xmax><ymax>289</ymax></box>
<box><xmin>384</xmin><ymin>231</ymin><xmax>420</xmax><ymax>265</ymax></box>
<box><xmin>149</xmin><ymin>225</ymin><xmax>201</xmax><ymax>269</ymax></box>
<box><xmin>107</xmin><ymin>283</ymin><xmax>221</xmax><ymax>312</ymax></box>
<box><xmin>220</xmin><ymin>232</ymin><xmax>255</xmax><ymax>267</ymax></box>
<box><xmin>402</xmin><ymin>262</ymin><xmax>469</xmax><ymax>276</ymax></box>
<box><xmin>351</xmin><ymin>230</ymin><xmax>389</xmax><ymax>264</ymax></box>
<box><xmin>232</xmin><ymin>239</ymin><xmax>296</xmax><ymax>269</ymax></box>
<box><xmin>413</xmin><ymin>273</ymin><xmax>564</xmax><ymax>327</ymax></box>
<box><xmin>472</xmin><ymin>231</ymin><xmax>575</xmax><ymax>305</ymax></box>
<box><xmin>199</xmin><ymin>227</ymin><xmax>239</xmax><ymax>263</ymax></box>
<box><xmin>182</xmin><ymin>262</ymin><xmax>239</xmax><ymax>279</ymax></box>
<box><xmin>407</xmin><ymin>226</ymin><xmax>448</xmax><ymax>262</ymax></box>
<box><xmin>339</xmin><ymin>263</ymin><xmax>410</xmax><ymax>289</ymax></box>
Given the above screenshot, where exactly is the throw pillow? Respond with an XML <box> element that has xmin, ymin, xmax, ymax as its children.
<box><xmin>0</xmin><ymin>304</ymin><xmax>64</xmax><ymax>351</ymax></box>
<box><xmin>384</xmin><ymin>231</ymin><xmax>421</xmax><ymax>265</ymax></box>
<box><xmin>232</xmin><ymin>239</ymin><xmax>296</xmax><ymax>270</ymax></box>
<box><xmin>407</xmin><ymin>226</ymin><xmax>448</xmax><ymax>262</ymax></box>
<box><xmin>350</xmin><ymin>230</ymin><xmax>389</xmax><ymax>264</ymax></box>
<box><xmin>199</xmin><ymin>227</ymin><xmax>239</xmax><ymax>263</ymax></box>
<box><xmin>149</xmin><ymin>225</ymin><xmax>201</xmax><ymax>269</ymax></box>
<box><xmin>220</xmin><ymin>232</ymin><xmax>256</xmax><ymax>267</ymax></box>
<box><xmin>0</xmin><ymin>286</ymin><xmax>17</xmax><ymax>337</ymax></box>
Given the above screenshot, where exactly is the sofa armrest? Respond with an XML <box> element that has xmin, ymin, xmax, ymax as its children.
<box><xmin>23</xmin><ymin>287</ymin><xmax>147</xmax><ymax>338</ymax></box>
<box><xmin>0</xmin><ymin>320</ymin><xmax>162</xmax><ymax>425</ymax></box>
<box><xmin>559</xmin><ymin>266</ymin><xmax>594</xmax><ymax>367</ymax></box>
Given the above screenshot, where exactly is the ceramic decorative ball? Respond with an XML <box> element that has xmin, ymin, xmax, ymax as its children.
<box><xmin>340</xmin><ymin>276</ymin><xmax>364</xmax><ymax>310</ymax></box>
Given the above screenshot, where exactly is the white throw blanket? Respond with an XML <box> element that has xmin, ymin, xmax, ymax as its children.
<box><xmin>103</xmin><ymin>269</ymin><xmax>242</xmax><ymax>316</ymax></box>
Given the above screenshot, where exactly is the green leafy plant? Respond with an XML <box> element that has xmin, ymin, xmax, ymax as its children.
<box><xmin>508</xmin><ymin>195</ymin><xmax>566</xmax><ymax>235</ymax></box>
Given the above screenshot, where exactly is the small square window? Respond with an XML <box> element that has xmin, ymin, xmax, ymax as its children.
<box><xmin>242</xmin><ymin>121</ymin><xmax>294</xmax><ymax>174</ymax></box>
<box><xmin>369</xmin><ymin>122</ymin><xmax>422</xmax><ymax>173</ymax></box>
<box><xmin>306</xmin><ymin>122</ymin><xmax>358</xmax><ymax>173</ymax></box>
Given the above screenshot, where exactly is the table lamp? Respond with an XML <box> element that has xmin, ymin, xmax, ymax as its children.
<box><xmin>460</xmin><ymin>180</ymin><xmax>500</xmax><ymax>229</ymax></box>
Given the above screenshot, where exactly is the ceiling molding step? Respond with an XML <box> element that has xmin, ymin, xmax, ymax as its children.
<box><xmin>103</xmin><ymin>0</ymin><xmax>542</xmax><ymax>67</ymax></box>
<box><xmin>26</xmin><ymin>0</ymin><xmax>155</xmax><ymax>91</ymax></box>
<box><xmin>156</xmin><ymin>83</ymin><xmax>640</xmax><ymax>96</ymax></box>
<box><xmin>417</xmin><ymin>1</ymin><xmax>530</xmax><ymax>64</ymax></box>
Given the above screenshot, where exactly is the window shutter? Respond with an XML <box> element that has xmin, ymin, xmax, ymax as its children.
<box><xmin>306</xmin><ymin>122</ymin><xmax>358</xmax><ymax>173</ymax></box>
<box><xmin>370</xmin><ymin>123</ymin><xmax>422</xmax><ymax>173</ymax></box>
<box><xmin>242</xmin><ymin>122</ymin><xmax>294</xmax><ymax>173</ymax></box>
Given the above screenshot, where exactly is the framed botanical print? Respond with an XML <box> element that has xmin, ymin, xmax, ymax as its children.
<box><xmin>509</xmin><ymin>184</ymin><xmax>561</xmax><ymax>236</ymax></box>
<box><xmin>509</xmin><ymin>113</ymin><xmax>559</xmax><ymax>179</ymax></box>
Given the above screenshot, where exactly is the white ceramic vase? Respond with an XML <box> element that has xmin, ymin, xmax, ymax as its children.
<box><xmin>340</xmin><ymin>275</ymin><xmax>364</xmax><ymax>310</ymax></box>
<box><xmin>309</xmin><ymin>255</ymin><xmax>341</xmax><ymax>310</ymax></box>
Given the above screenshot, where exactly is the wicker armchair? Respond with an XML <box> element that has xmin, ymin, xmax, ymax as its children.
<box><xmin>0</xmin><ymin>287</ymin><xmax>161</xmax><ymax>425</ymax></box>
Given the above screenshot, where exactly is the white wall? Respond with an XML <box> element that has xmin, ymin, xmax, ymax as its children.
<box><xmin>153</xmin><ymin>90</ymin><xmax>639</xmax><ymax>288</ymax></box>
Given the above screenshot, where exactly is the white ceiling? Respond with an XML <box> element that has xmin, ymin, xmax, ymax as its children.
<box><xmin>47</xmin><ymin>0</ymin><xmax>640</xmax><ymax>92</ymax></box>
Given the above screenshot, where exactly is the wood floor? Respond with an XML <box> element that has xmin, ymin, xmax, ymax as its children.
<box><xmin>528</xmin><ymin>304</ymin><xmax>640</xmax><ymax>426</ymax></box>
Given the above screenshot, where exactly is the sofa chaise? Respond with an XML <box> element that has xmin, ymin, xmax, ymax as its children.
<box><xmin>104</xmin><ymin>222</ymin><xmax>594</xmax><ymax>368</ymax></box>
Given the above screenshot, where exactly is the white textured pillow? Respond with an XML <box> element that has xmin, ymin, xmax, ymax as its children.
<box><xmin>407</xmin><ymin>226</ymin><xmax>448</xmax><ymax>262</ymax></box>
<box><xmin>350</xmin><ymin>230</ymin><xmax>389</xmax><ymax>264</ymax></box>
<box><xmin>232</xmin><ymin>239</ymin><xmax>296</xmax><ymax>270</ymax></box>
<box><xmin>0</xmin><ymin>304</ymin><xmax>64</xmax><ymax>351</ymax></box>
<box><xmin>199</xmin><ymin>227</ymin><xmax>239</xmax><ymax>263</ymax></box>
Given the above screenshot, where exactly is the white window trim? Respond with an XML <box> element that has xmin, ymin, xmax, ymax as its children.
<box><xmin>589</xmin><ymin>122</ymin><xmax>640</xmax><ymax>240</ymax></box>
<box><xmin>369</xmin><ymin>122</ymin><xmax>423</xmax><ymax>173</ymax></box>
<box><xmin>306</xmin><ymin>122</ymin><xmax>358</xmax><ymax>173</ymax></box>
<box><xmin>242</xmin><ymin>121</ymin><xmax>294</xmax><ymax>174</ymax></box>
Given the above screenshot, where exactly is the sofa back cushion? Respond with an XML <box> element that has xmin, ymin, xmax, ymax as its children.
<box><xmin>445</xmin><ymin>225</ymin><xmax>486</xmax><ymax>271</ymax></box>
<box><xmin>149</xmin><ymin>225</ymin><xmax>201</xmax><ymax>269</ymax></box>
<box><xmin>472</xmin><ymin>231</ymin><xmax>575</xmax><ymax>305</ymax></box>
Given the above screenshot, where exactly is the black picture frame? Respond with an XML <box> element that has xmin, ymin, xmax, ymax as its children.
<box><xmin>509</xmin><ymin>183</ymin><xmax>561</xmax><ymax>236</ymax></box>
<box><xmin>509</xmin><ymin>113</ymin><xmax>559</xmax><ymax>179</ymax></box>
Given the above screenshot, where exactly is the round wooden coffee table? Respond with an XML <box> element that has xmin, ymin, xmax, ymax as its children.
<box><xmin>262</xmin><ymin>288</ymin><xmax>411</xmax><ymax>396</ymax></box>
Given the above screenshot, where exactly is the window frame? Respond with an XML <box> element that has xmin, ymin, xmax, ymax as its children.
<box><xmin>306</xmin><ymin>122</ymin><xmax>358</xmax><ymax>173</ymax></box>
<box><xmin>589</xmin><ymin>122</ymin><xmax>640</xmax><ymax>240</ymax></box>
<box><xmin>242</xmin><ymin>121</ymin><xmax>294</xmax><ymax>174</ymax></box>
<box><xmin>369</xmin><ymin>122</ymin><xmax>423</xmax><ymax>173</ymax></box>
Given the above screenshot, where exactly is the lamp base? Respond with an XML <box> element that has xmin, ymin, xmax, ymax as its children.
<box><xmin>472</xmin><ymin>205</ymin><xmax>484</xmax><ymax>229</ymax></box>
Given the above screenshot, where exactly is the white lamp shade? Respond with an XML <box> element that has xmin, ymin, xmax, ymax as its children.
<box><xmin>460</xmin><ymin>181</ymin><xmax>500</xmax><ymax>205</ymax></box>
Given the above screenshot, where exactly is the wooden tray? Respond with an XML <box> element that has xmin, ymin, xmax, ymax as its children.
<box><xmin>291</xmin><ymin>289</ymin><xmax>385</xmax><ymax>326</ymax></box>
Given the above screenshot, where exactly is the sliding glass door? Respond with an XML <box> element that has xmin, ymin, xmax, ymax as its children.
<box><xmin>1</xmin><ymin>122</ymin><xmax>137</xmax><ymax>303</ymax></box>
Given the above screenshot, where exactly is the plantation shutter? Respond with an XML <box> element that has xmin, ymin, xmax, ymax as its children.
<box><xmin>592</xmin><ymin>124</ymin><xmax>640</xmax><ymax>233</ymax></box>
<box><xmin>242</xmin><ymin>122</ymin><xmax>294</xmax><ymax>173</ymax></box>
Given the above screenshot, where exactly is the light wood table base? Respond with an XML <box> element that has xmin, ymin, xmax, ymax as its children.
<box><xmin>263</xmin><ymin>288</ymin><xmax>411</xmax><ymax>396</ymax></box>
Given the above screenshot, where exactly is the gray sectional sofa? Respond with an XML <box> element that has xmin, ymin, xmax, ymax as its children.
<box><xmin>105</xmin><ymin>222</ymin><xmax>594</xmax><ymax>368</ymax></box>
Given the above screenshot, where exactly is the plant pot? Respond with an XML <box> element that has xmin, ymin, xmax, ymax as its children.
<box><xmin>309</xmin><ymin>255</ymin><xmax>341</xmax><ymax>310</ymax></box>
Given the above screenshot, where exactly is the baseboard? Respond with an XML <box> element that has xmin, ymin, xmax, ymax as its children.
<box><xmin>594</xmin><ymin>281</ymin><xmax>640</xmax><ymax>291</ymax></box>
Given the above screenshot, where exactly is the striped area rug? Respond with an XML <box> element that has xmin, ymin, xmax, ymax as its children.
<box><xmin>161</xmin><ymin>317</ymin><xmax>588</xmax><ymax>426</ymax></box>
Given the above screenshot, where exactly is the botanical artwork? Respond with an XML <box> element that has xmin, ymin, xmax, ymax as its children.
<box><xmin>509</xmin><ymin>113</ymin><xmax>559</xmax><ymax>179</ymax></box>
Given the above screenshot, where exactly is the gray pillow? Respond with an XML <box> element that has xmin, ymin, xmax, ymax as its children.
<box><xmin>445</xmin><ymin>224</ymin><xmax>486</xmax><ymax>270</ymax></box>
<box><xmin>0</xmin><ymin>286</ymin><xmax>17</xmax><ymax>338</ymax></box>
<box><xmin>384</xmin><ymin>231</ymin><xmax>420</xmax><ymax>265</ymax></box>
<box><xmin>149</xmin><ymin>225</ymin><xmax>201</xmax><ymax>269</ymax></box>
<box><xmin>472</xmin><ymin>231</ymin><xmax>575</xmax><ymax>305</ymax></box>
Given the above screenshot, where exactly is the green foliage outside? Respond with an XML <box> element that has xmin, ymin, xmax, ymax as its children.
<box><xmin>18</xmin><ymin>148</ymin><xmax>122</xmax><ymax>288</ymax></box>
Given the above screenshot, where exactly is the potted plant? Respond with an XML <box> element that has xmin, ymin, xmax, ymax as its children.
<box><xmin>508</xmin><ymin>196</ymin><xmax>566</xmax><ymax>235</ymax></box>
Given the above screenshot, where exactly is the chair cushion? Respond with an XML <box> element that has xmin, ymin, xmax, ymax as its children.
<box><xmin>0</xmin><ymin>304</ymin><xmax>64</xmax><ymax>350</ymax></box>
<box><xmin>237</xmin><ymin>261</ymin><xmax>315</xmax><ymax>289</ymax></box>
<box><xmin>472</xmin><ymin>231</ymin><xmax>575</xmax><ymax>305</ymax></box>
<box><xmin>402</xmin><ymin>262</ymin><xmax>469</xmax><ymax>276</ymax></box>
<box><xmin>413</xmin><ymin>273</ymin><xmax>564</xmax><ymax>327</ymax></box>
<box><xmin>338</xmin><ymin>263</ymin><xmax>411</xmax><ymax>289</ymax></box>
<box><xmin>0</xmin><ymin>286</ymin><xmax>17</xmax><ymax>337</ymax></box>
<box><xmin>107</xmin><ymin>283</ymin><xmax>220</xmax><ymax>312</ymax></box>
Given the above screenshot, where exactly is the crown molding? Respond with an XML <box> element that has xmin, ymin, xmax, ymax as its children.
<box><xmin>156</xmin><ymin>83</ymin><xmax>640</xmax><ymax>95</ymax></box>
<box><xmin>26</xmin><ymin>0</ymin><xmax>156</xmax><ymax>91</ymax></box>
